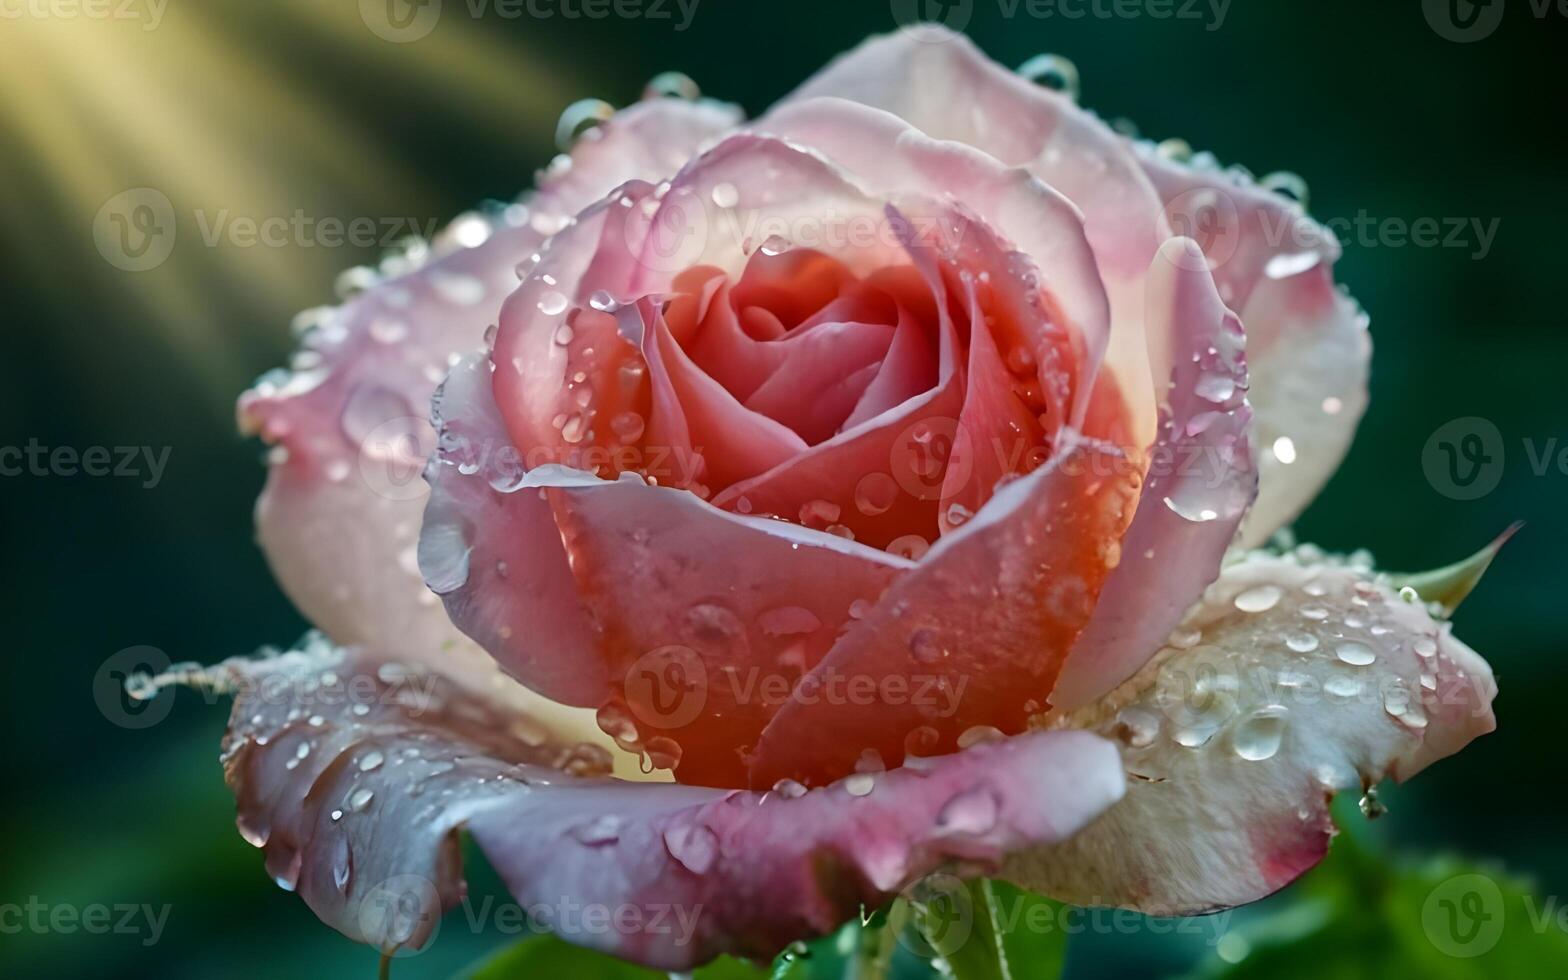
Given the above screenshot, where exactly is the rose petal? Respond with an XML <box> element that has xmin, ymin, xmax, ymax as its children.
<box><xmin>425</xmin><ymin>351</ymin><xmax>916</xmax><ymax>787</ymax></box>
<box><xmin>759</xmin><ymin>97</ymin><xmax>1111</xmax><ymax>426</ymax></box>
<box><xmin>215</xmin><ymin>635</ymin><xmax>1126</xmax><ymax>969</ymax></box>
<box><xmin>748</xmin><ymin>435</ymin><xmax>1140</xmax><ymax>788</ymax></box>
<box><xmin>776</xmin><ymin>33</ymin><xmax>1169</xmax><ymax>442</ymax></box>
<box><xmin>1133</xmin><ymin>146</ymin><xmax>1371</xmax><ymax>544</ymax></box>
<box><xmin>1050</xmin><ymin>238</ymin><xmax>1257</xmax><ymax>710</ymax></box>
<box><xmin>492</xmin><ymin>133</ymin><xmax>915</xmax><ymax>495</ymax></box>
<box><xmin>239</xmin><ymin>100</ymin><xmax>740</xmax><ymax>767</ymax></box>
<box><xmin>1004</xmin><ymin>551</ymin><xmax>1496</xmax><ymax>914</ymax></box>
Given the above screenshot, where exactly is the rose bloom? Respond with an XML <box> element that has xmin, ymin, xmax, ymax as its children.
<box><xmin>217</xmin><ymin>27</ymin><xmax>1497</xmax><ymax>970</ymax></box>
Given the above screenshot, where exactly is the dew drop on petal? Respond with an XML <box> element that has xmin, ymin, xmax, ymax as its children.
<box><xmin>1017</xmin><ymin>53</ymin><xmax>1080</xmax><ymax>101</ymax></box>
<box><xmin>853</xmin><ymin>472</ymin><xmax>899</xmax><ymax>516</ymax></box>
<box><xmin>1233</xmin><ymin>585</ymin><xmax>1283</xmax><ymax>613</ymax></box>
<box><xmin>662</xmin><ymin>823</ymin><xmax>719</xmax><ymax>874</ymax></box>
<box><xmin>1285</xmin><ymin>631</ymin><xmax>1320</xmax><ymax>653</ymax></box>
<box><xmin>908</xmin><ymin>628</ymin><xmax>946</xmax><ymax>664</ymax></box>
<box><xmin>771</xmin><ymin>778</ymin><xmax>808</xmax><ymax>799</ymax></box>
<box><xmin>844</xmin><ymin>773</ymin><xmax>876</xmax><ymax>797</ymax></box>
<box><xmin>1335</xmin><ymin>642</ymin><xmax>1377</xmax><ymax>667</ymax></box>
<box><xmin>937</xmin><ymin>786</ymin><xmax>999</xmax><ymax>835</ymax></box>
<box><xmin>1232</xmin><ymin>706</ymin><xmax>1288</xmax><ymax>761</ymax></box>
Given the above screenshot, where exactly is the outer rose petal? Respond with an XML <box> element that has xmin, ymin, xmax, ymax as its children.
<box><xmin>1134</xmin><ymin>146</ymin><xmax>1371</xmax><ymax>544</ymax></box>
<box><xmin>1003</xmin><ymin>551</ymin><xmax>1496</xmax><ymax>914</ymax></box>
<box><xmin>1051</xmin><ymin>238</ymin><xmax>1257</xmax><ymax>710</ymax></box>
<box><xmin>238</xmin><ymin>99</ymin><xmax>740</xmax><ymax>772</ymax></box>
<box><xmin>749</xmin><ymin>436</ymin><xmax>1140</xmax><ymax>788</ymax></box>
<box><xmin>215</xmin><ymin>635</ymin><xmax>1126</xmax><ymax>970</ymax></box>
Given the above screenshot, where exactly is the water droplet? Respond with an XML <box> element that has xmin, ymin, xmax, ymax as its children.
<box><xmin>555</xmin><ymin>97</ymin><xmax>615</xmax><ymax>152</ymax></box>
<box><xmin>1285</xmin><ymin>631</ymin><xmax>1320</xmax><ymax>653</ymax></box>
<box><xmin>572</xmin><ymin>814</ymin><xmax>623</xmax><ymax>846</ymax></box>
<box><xmin>1115</xmin><ymin>707</ymin><xmax>1161</xmax><ymax>749</ymax></box>
<box><xmin>1232</xmin><ymin>706</ymin><xmax>1287</xmax><ymax>761</ymax></box>
<box><xmin>1167</xmin><ymin>627</ymin><xmax>1203</xmax><ymax>650</ymax></box>
<box><xmin>1017</xmin><ymin>53</ymin><xmax>1080</xmax><ymax>100</ymax></box>
<box><xmin>642</xmin><ymin>70</ymin><xmax>699</xmax><ymax>101</ymax></box>
<box><xmin>937</xmin><ymin>786</ymin><xmax>999</xmax><ymax>835</ymax></box>
<box><xmin>908</xmin><ymin>628</ymin><xmax>946</xmax><ymax>664</ymax></box>
<box><xmin>358</xmin><ymin>751</ymin><xmax>384</xmax><ymax>772</ymax></box>
<box><xmin>887</xmin><ymin>534</ymin><xmax>930</xmax><ymax>560</ymax></box>
<box><xmin>1260</xmin><ymin>171</ymin><xmax>1309</xmax><ymax>207</ymax></box>
<box><xmin>539</xmin><ymin>291</ymin><xmax>569</xmax><ymax>316</ymax></box>
<box><xmin>944</xmin><ymin>502</ymin><xmax>974</xmax><ymax>528</ymax></box>
<box><xmin>759</xmin><ymin>234</ymin><xmax>791</xmax><ymax>256</ymax></box>
<box><xmin>957</xmin><ymin>725</ymin><xmax>1005</xmax><ymax>749</ymax></box>
<box><xmin>904</xmin><ymin>725</ymin><xmax>942</xmax><ymax>758</ymax></box>
<box><xmin>710</xmin><ymin>182</ymin><xmax>739</xmax><ymax>209</ymax></box>
<box><xmin>1265</xmin><ymin>250</ymin><xmax>1323</xmax><ymax>280</ymax></box>
<box><xmin>1300</xmin><ymin>605</ymin><xmax>1330</xmax><ymax>621</ymax></box>
<box><xmin>1234</xmin><ymin>585</ymin><xmax>1283</xmax><ymax>613</ymax></box>
<box><xmin>348</xmin><ymin>788</ymin><xmax>375</xmax><ymax>812</ymax></box>
<box><xmin>1271</xmin><ymin>436</ymin><xmax>1298</xmax><ymax>465</ymax></box>
<box><xmin>1413</xmin><ymin>637</ymin><xmax>1438</xmax><ymax>658</ymax></box>
<box><xmin>662</xmin><ymin>823</ymin><xmax>719</xmax><ymax>874</ymax></box>
<box><xmin>1358</xmin><ymin>787</ymin><xmax>1387</xmax><ymax>820</ymax></box>
<box><xmin>1335</xmin><ymin>642</ymin><xmax>1377</xmax><ymax>667</ymax></box>
<box><xmin>844</xmin><ymin>773</ymin><xmax>876</xmax><ymax>797</ymax></box>
<box><xmin>588</xmin><ymin>289</ymin><xmax>618</xmax><ymax>312</ymax></box>
<box><xmin>799</xmin><ymin>498</ymin><xmax>841</xmax><ymax>527</ymax></box>
<box><xmin>1163</xmin><ymin>495</ymin><xmax>1219</xmax><ymax>523</ymax></box>
<box><xmin>771</xmin><ymin>778</ymin><xmax>808</xmax><ymax>799</ymax></box>
<box><xmin>854</xmin><ymin>472</ymin><xmax>899</xmax><ymax>516</ymax></box>
<box><xmin>1194</xmin><ymin>373</ymin><xmax>1236</xmax><ymax>404</ymax></box>
<box><xmin>595</xmin><ymin>701</ymin><xmax>641</xmax><ymax>750</ymax></box>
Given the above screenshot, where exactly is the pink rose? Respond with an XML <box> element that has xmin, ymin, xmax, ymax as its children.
<box><xmin>221</xmin><ymin>28</ymin><xmax>1497</xmax><ymax>970</ymax></box>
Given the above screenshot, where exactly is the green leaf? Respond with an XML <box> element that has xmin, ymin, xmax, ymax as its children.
<box><xmin>1183</xmin><ymin>830</ymin><xmax>1568</xmax><ymax>979</ymax></box>
<box><xmin>890</xmin><ymin>877</ymin><xmax>1067</xmax><ymax>980</ymax></box>
<box><xmin>454</xmin><ymin>933</ymin><xmax>768</xmax><ymax>980</ymax></box>
<box><xmin>1386</xmin><ymin>522</ymin><xmax>1521</xmax><ymax>617</ymax></box>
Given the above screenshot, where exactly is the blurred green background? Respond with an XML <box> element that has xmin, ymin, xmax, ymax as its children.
<box><xmin>1</xmin><ymin>1</ymin><xmax>1563</xmax><ymax>977</ymax></box>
